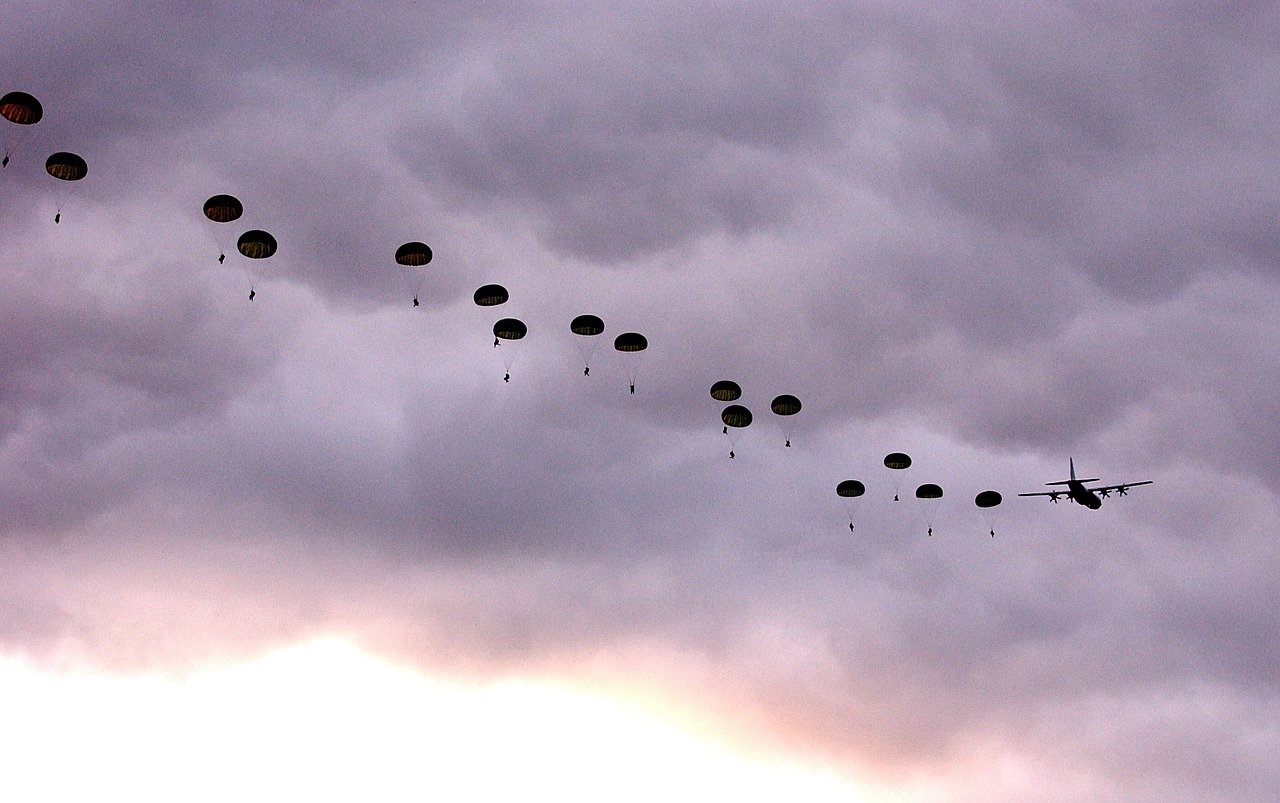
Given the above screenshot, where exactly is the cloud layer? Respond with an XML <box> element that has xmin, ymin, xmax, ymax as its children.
<box><xmin>3</xmin><ymin>4</ymin><xmax>1279</xmax><ymax>800</ymax></box>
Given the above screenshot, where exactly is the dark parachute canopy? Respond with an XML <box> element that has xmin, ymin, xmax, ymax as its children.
<box><xmin>884</xmin><ymin>452</ymin><xmax>912</xmax><ymax>470</ymax></box>
<box><xmin>836</xmin><ymin>480</ymin><xmax>865</xmax><ymax>498</ymax></box>
<box><xmin>473</xmin><ymin>284</ymin><xmax>509</xmax><ymax>306</ymax></box>
<box><xmin>1</xmin><ymin>92</ymin><xmax>42</xmax><ymax>125</ymax></box>
<box><xmin>915</xmin><ymin>483</ymin><xmax>943</xmax><ymax>500</ymax></box>
<box><xmin>614</xmin><ymin>332</ymin><xmax>647</xmax><ymax>352</ymax></box>
<box><xmin>974</xmin><ymin>490</ymin><xmax>1003</xmax><ymax>508</ymax></box>
<box><xmin>493</xmin><ymin>318</ymin><xmax>527</xmax><ymax>341</ymax></box>
<box><xmin>45</xmin><ymin>151</ymin><xmax>87</xmax><ymax>181</ymax></box>
<box><xmin>395</xmin><ymin>242</ymin><xmax>432</xmax><ymax>266</ymax></box>
<box><xmin>570</xmin><ymin>315</ymin><xmax>605</xmax><ymax>336</ymax></box>
<box><xmin>770</xmin><ymin>394</ymin><xmax>801</xmax><ymax>416</ymax></box>
<box><xmin>709</xmin><ymin>380</ymin><xmax>741</xmax><ymax>402</ymax></box>
<box><xmin>203</xmin><ymin>194</ymin><xmax>243</xmax><ymax>223</ymax></box>
<box><xmin>237</xmin><ymin>230</ymin><xmax>277</xmax><ymax>259</ymax></box>
<box><xmin>721</xmin><ymin>405</ymin><xmax>752</xmax><ymax>428</ymax></box>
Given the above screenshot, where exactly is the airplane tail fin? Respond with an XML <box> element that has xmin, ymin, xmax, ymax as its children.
<box><xmin>1046</xmin><ymin>457</ymin><xmax>1100</xmax><ymax>486</ymax></box>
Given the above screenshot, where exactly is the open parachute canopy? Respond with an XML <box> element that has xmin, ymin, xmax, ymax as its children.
<box><xmin>570</xmin><ymin>315</ymin><xmax>605</xmax><ymax>336</ymax></box>
<box><xmin>614</xmin><ymin>332</ymin><xmax>647</xmax><ymax>352</ymax></box>
<box><xmin>473</xmin><ymin>284</ymin><xmax>509</xmax><ymax>306</ymax></box>
<box><xmin>975</xmin><ymin>490</ymin><xmax>1003</xmax><ymax>508</ymax></box>
<box><xmin>709</xmin><ymin>380</ymin><xmax>741</xmax><ymax>402</ymax></box>
<box><xmin>884</xmin><ymin>452</ymin><xmax>912</xmax><ymax>470</ymax></box>
<box><xmin>237</xmin><ymin>230</ymin><xmax>277</xmax><ymax>259</ymax></box>
<box><xmin>493</xmin><ymin>318</ymin><xmax>527</xmax><ymax>341</ymax></box>
<box><xmin>770</xmin><ymin>394</ymin><xmax>801</xmax><ymax>416</ymax></box>
<box><xmin>836</xmin><ymin>480</ymin><xmax>866</xmax><ymax>498</ymax></box>
<box><xmin>203</xmin><ymin>194</ymin><xmax>243</xmax><ymax>223</ymax></box>
<box><xmin>1</xmin><ymin>91</ymin><xmax>42</xmax><ymax>125</ymax></box>
<box><xmin>395</xmin><ymin>241</ymin><xmax>432</xmax><ymax>266</ymax></box>
<box><xmin>915</xmin><ymin>483</ymin><xmax>944</xmax><ymax>500</ymax></box>
<box><xmin>721</xmin><ymin>404</ymin><xmax>753</xmax><ymax>429</ymax></box>
<box><xmin>45</xmin><ymin>151</ymin><xmax>87</xmax><ymax>181</ymax></box>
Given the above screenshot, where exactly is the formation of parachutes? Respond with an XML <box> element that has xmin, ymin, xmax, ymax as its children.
<box><xmin>3</xmin><ymin>92</ymin><xmax>89</xmax><ymax>223</ymax></box>
<box><xmin>6</xmin><ymin>89</ymin><xmax>1013</xmax><ymax>538</ymax></box>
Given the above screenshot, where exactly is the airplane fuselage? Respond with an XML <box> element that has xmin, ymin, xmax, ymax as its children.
<box><xmin>1066</xmin><ymin>480</ymin><xmax>1103</xmax><ymax>509</ymax></box>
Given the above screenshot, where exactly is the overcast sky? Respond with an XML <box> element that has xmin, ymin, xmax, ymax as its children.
<box><xmin>3</xmin><ymin>3</ymin><xmax>1278</xmax><ymax>800</ymax></box>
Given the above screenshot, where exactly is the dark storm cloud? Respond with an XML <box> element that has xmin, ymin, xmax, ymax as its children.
<box><xmin>394</xmin><ymin>6</ymin><xmax>866</xmax><ymax>262</ymax></box>
<box><xmin>4</xmin><ymin>3</ymin><xmax>1280</xmax><ymax>800</ymax></box>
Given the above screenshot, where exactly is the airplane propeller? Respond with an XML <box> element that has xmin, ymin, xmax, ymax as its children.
<box><xmin>1098</xmin><ymin>488</ymin><xmax>1111</xmax><ymax>498</ymax></box>
<box><xmin>1049</xmin><ymin>492</ymin><xmax>1060</xmax><ymax>502</ymax></box>
<box><xmin>1117</xmin><ymin>486</ymin><xmax>1129</xmax><ymax>496</ymax></box>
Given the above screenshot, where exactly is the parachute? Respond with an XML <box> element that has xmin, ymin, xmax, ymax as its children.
<box><xmin>1</xmin><ymin>92</ymin><xmax>42</xmax><ymax>168</ymax></box>
<box><xmin>0</xmin><ymin>92</ymin><xmax>42</xmax><ymax>125</ymax></box>
<box><xmin>570</xmin><ymin>315</ymin><xmax>605</xmax><ymax>375</ymax></box>
<box><xmin>203</xmin><ymin>194</ymin><xmax>243</xmax><ymax>265</ymax></box>
<box><xmin>394</xmin><ymin>242</ymin><xmax>432</xmax><ymax>266</ymax></box>
<box><xmin>721</xmin><ymin>405</ymin><xmax>752</xmax><ymax>428</ymax></box>
<box><xmin>884</xmin><ymin>452</ymin><xmax>912</xmax><ymax>470</ymax></box>
<box><xmin>709</xmin><ymin>380</ymin><xmax>741</xmax><ymax>402</ymax></box>
<box><xmin>614</xmin><ymin>332</ymin><xmax>647</xmax><ymax>352</ymax></box>
<box><xmin>570</xmin><ymin>314</ymin><xmax>604</xmax><ymax>336</ymax></box>
<box><xmin>884</xmin><ymin>452</ymin><xmax>912</xmax><ymax>500</ymax></box>
<box><xmin>395</xmin><ymin>242</ymin><xmax>432</xmax><ymax>306</ymax></box>
<box><xmin>45</xmin><ymin>151</ymin><xmax>87</xmax><ymax>181</ymax></box>
<box><xmin>974</xmin><ymin>490</ymin><xmax>1002</xmax><ymax>508</ymax></box>
<box><xmin>915</xmin><ymin>483</ymin><xmax>944</xmax><ymax>536</ymax></box>
<box><xmin>237</xmin><ymin>230</ymin><xmax>277</xmax><ymax>259</ymax></box>
<box><xmin>613</xmin><ymin>332</ymin><xmax>647</xmax><ymax>394</ymax></box>
<box><xmin>203</xmin><ymin>194</ymin><xmax>243</xmax><ymax>223</ymax></box>
<box><xmin>493</xmin><ymin>317</ymin><xmax>527</xmax><ymax>381</ymax></box>
<box><xmin>975</xmin><ymin>490</ymin><xmax>1003</xmax><ymax>538</ymax></box>
<box><xmin>473</xmin><ymin>284</ymin><xmax>509</xmax><ymax>307</ymax></box>
<box><xmin>45</xmin><ymin>152</ymin><xmax>86</xmax><ymax>222</ymax></box>
<box><xmin>836</xmin><ymin>479</ymin><xmax>866</xmax><ymax>532</ymax></box>
<box><xmin>836</xmin><ymin>480</ymin><xmax>866</xmax><ymax>498</ymax></box>
<box><xmin>493</xmin><ymin>318</ymin><xmax>527</xmax><ymax>341</ymax></box>
<box><xmin>770</xmin><ymin>394</ymin><xmax>802</xmax><ymax>447</ymax></box>
<box><xmin>720</xmin><ymin>404</ymin><xmax>752</xmax><ymax>458</ymax></box>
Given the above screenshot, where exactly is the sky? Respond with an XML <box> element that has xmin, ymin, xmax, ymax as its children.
<box><xmin>2</xmin><ymin>3</ymin><xmax>1278</xmax><ymax>800</ymax></box>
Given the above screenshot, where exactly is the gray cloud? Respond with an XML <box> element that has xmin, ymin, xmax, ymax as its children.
<box><xmin>2</xmin><ymin>3</ymin><xmax>1279</xmax><ymax>799</ymax></box>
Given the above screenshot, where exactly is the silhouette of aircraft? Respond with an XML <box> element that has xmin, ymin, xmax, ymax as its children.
<box><xmin>1018</xmin><ymin>458</ymin><xmax>1152</xmax><ymax>509</ymax></box>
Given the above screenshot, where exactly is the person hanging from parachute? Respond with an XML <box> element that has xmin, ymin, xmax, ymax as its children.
<box><xmin>884</xmin><ymin>452</ymin><xmax>912</xmax><ymax>501</ymax></box>
<box><xmin>770</xmin><ymin>394</ymin><xmax>802</xmax><ymax>447</ymax></box>
<box><xmin>613</xmin><ymin>332</ymin><xmax>647</xmax><ymax>394</ymax></box>
<box><xmin>237</xmin><ymin>229</ymin><xmax>277</xmax><ymax>301</ymax></box>
<box><xmin>915</xmin><ymin>483</ymin><xmax>944</xmax><ymax>537</ymax></box>
<box><xmin>1</xmin><ymin>91</ymin><xmax>42</xmax><ymax>169</ymax></box>
<box><xmin>394</xmin><ymin>241</ymin><xmax>432</xmax><ymax>308</ymax></box>
<box><xmin>836</xmin><ymin>479</ymin><xmax>865</xmax><ymax>532</ymax></box>
<box><xmin>493</xmin><ymin>317</ymin><xmax>527</xmax><ymax>382</ymax></box>
<box><xmin>570</xmin><ymin>315</ymin><xmax>605</xmax><ymax>377</ymax></box>
<box><xmin>203</xmin><ymin>194</ymin><xmax>244</xmax><ymax>265</ymax></box>
<box><xmin>974</xmin><ymin>490</ymin><xmax>1003</xmax><ymax>538</ymax></box>
<box><xmin>46</xmin><ymin>151</ymin><xmax>87</xmax><ymax>223</ymax></box>
<box><xmin>720</xmin><ymin>404</ymin><xmax>752</xmax><ymax>459</ymax></box>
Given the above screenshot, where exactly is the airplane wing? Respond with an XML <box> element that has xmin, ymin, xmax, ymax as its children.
<box><xmin>1017</xmin><ymin>490</ymin><xmax>1066</xmax><ymax>498</ymax></box>
<box><xmin>1086</xmin><ymin>480</ymin><xmax>1153</xmax><ymax>497</ymax></box>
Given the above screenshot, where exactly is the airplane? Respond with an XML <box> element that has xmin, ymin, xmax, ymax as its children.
<box><xmin>1018</xmin><ymin>458</ymin><xmax>1152</xmax><ymax>509</ymax></box>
